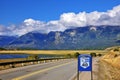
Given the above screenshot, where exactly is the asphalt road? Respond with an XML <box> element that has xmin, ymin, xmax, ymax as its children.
<box><xmin>0</xmin><ymin>59</ymin><xmax>77</xmax><ymax>80</ymax></box>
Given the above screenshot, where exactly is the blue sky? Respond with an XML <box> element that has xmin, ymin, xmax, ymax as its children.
<box><xmin>0</xmin><ymin>0</ymin><xmax>120</xmax><ymax>36</ymax></box>
<box><xmin>0</xmin><ymin>0</ymin><xmax>120</xmax><ymax>25</ymax></box>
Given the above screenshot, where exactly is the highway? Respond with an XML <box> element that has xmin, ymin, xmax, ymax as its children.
<box><xmin>0</xmin><ymin>59</ymin><xmax>77</xmax><ymax>80</ymax></box>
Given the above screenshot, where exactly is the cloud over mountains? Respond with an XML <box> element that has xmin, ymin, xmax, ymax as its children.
<box><xmin>0</xmin><ymin>5</ymin><xmax>120</xmax><ymax>36</ymax></box>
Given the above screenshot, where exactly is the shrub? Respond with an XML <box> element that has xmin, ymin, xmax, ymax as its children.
<box><xmin>90</xmin><ymin>52</ymin><xmax>96</xmax><ymax>57</ymax></box>
<box><xmin>74</xmin><ymin>52</ymin><xmax>80</xmax><ymax>58</ymax></box>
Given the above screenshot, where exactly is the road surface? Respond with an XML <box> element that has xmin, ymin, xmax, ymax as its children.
<box><xmin>0</xmin><ymin>59</ymin><xmax>77</xmax><ymax>80</ymax></box>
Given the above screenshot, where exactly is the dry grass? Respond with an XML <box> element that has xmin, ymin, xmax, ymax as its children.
<box><xmin>98</xmin><ymin>51</ymin><xmax>120</xmax><ymax>80</ymax></box>
<box><xmin>0</xmin><ymin>50</ymin><xmax>105</xmax><ymax>64</ymax></box>
<box><xmin>0</xmin><ymin>50</ymin><xmax>106</xmax><ymax>55</ymax></box>
<box><xmin>0</xmin><ymin>58</ymin><xmax>27</xmax><ymax>63</ymax></box>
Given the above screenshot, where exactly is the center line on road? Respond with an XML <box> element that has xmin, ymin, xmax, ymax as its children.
<box><xmin>12</xmin><ymin>61</ymin><xmax>74</xmax><ymax>80</ymax></box>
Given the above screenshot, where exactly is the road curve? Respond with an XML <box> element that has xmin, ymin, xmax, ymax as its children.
<box><xmin>0</xmin><ymin>59</ymin><xmax>77</xmax><ymax>80</ymax></box>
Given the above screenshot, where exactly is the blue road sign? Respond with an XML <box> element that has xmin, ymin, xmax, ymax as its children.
<box><xmin>78</xmin><ymin>54</ymin><xmax>92</xmax><ymax>71</ymax></box>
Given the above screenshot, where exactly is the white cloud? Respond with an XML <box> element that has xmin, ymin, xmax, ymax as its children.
<box><xmin>59</xmin><ymin>12</ymin><xmax>87</xmax><ymax>27</ymax></box>
<box><xmin>0</xmin><ymin>5</ymin><xmax>120</xmax><ymax>36</ymax></box>
<box><xmin>0</xmin><ymin>25</ymin><xmax>13</xmax><ymax>35</ymax></box>
<box><xmin>46</xmin><ymin>20</ymin><xmax>66</xmax><ymax>32</ymax></box>
<box><xmin>10</xmin><ymin>19</ymin><xmax>46</xmax><ymax>36</ymax></box>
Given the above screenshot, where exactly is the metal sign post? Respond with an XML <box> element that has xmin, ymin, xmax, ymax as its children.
<box><xmin>77</xmin><ymin>63</ymin><xmax>79</xmax><ymax>80</ymax></box>
<box><xmin>77</xmin><ymin>54</ymin><xmax>92</xmax><ymax>80</ymax></box>
<box><xmin>91</xmin><ymin>57</ymin><xmax>93</xmax><ymax>80</ymax></box>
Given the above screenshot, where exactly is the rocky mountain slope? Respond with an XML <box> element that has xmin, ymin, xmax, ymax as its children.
<box><xmin>0</xmin><ymin>36</ymin><xmax>16</xmax><ymax>47</ymax></box>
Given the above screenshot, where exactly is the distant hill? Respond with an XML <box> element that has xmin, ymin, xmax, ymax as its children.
<box><xmin>105</xmin><ymin>46</ymin><xmax>120</xmax><ymax>51</ymax></box>
<box><xmin>0</xmin><ymin>36</ymin><xmax>16</xmax><ymax>47</ymax></box>
<box><xmin>1</xmin><ymin>26</ymin><xmax>120</xmax><ymax>50</ymax></box>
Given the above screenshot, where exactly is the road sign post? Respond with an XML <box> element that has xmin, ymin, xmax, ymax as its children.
<box><xmin>77</xmin><ymin>54</ymin><xmax>92</xmax><ymax>80</ymax></box>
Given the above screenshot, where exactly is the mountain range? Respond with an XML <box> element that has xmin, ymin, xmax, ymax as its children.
<box><xmin>1</xmin><ymin>26</ymin><xmax>120</xmax><ymax>50</ymax></box>
<box><xmin>0</xmin><ymin>36</ymin><xmax>16</xmax><ymax>47</ymax></box>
